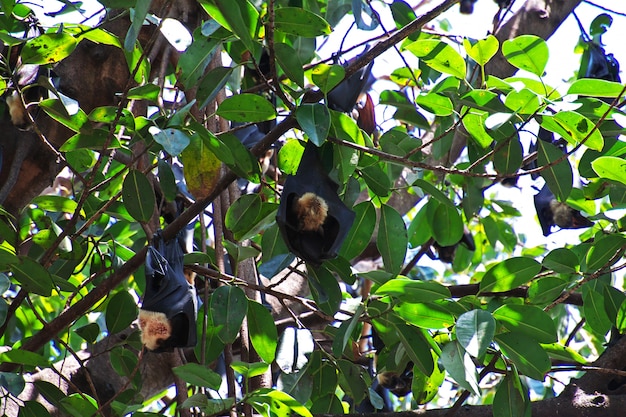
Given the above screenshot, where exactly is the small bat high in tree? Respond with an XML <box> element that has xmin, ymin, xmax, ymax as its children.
<box><xmin>139</xmin><ymin>232</ymin><xmax>197</xmax><ymax>351</ymax></box>
<box><xmin>277</xmin><ymin>141</ymin><xmax>355</xmax><ymax>266</ymax></box>
<box><xmin>533</xmin><ymin>184</ymin><xmax>593</xmax><ymax>237</ymax></box>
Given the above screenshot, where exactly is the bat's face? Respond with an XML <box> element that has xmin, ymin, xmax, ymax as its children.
<box><xmin>377</xmin><ymin>369</ymin><xmax>413</xmax><ymax>397</ymax></box>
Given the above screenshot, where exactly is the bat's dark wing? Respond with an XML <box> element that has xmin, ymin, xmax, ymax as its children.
<box><xmin>277</xmin><ymin>141</ymin><xmax>355</xmax><ymax>266</ymax></box>
<box><xmin>534</xmin><ymin>184</ymin><xmax>556</xmax><ymax>237</ymax></box>
<box><xmin>141</xmin><ymin>232</ymin><xmax>197</xmax><ymax>351</ymax></box>
<box><xmin>327</xmin><ymin>59</ymin><xmax>375</xmax><ymax>113</ymax></box>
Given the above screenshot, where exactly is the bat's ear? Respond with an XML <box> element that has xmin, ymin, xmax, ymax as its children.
<box><xmin>139</xmin><ymin>232</ymin><xmax>197</xmax><ymax>352</ymax></box>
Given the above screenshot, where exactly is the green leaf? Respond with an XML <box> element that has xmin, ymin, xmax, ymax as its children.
<box><xmin>583</xmin><ymin>289</ymin><xmax>612</xmax><ymax>335</ymax></box>
<box><xmin>414</xmin><ymin>93</ymin><xmax>454</xmax><ymax>116</ymax></box>
<box><xmin>584</xmin><ymin>234</ymin><xmax>626</xmax><ymax>273</ymax></box>
<box><xmin>122</xmin><ymin>170</ymin><xmax>155</xmax><ymax>222</ymax></box>
<box><xmin>59</xmin><ymin>394</ymin><xmax>98</xmax><ymax>417</ymax></box>
<box><xmin>502</xmin><ymin>35</ymin><xmax>548</xmax><ymax>76</ymax></box>
<box><xmin>21</xmin><ymin>33</ymin><xmax>77</xmax><ymax>64</ymax></box>
<box><xmin>360</xmin><ymin>163</ymin><xmax>392</xmax><ymax>197</ymax></box>
<box><xmin>33</xmin><ymin>380</ymin><xmax>65</xmax><ymax>406</ymax></box>
<box><xmin>311</xmin><ymin>64</ymin><xmax>345</xmax><ymax>94</ymax></box>
<box><xmin>406</xmin><ymin>39</ymin><xmax>466</xmax><ymax>79</ymax></box>
<box><xmin>493</xmin><ymin>373</ymin><xmax>527</xmax><ymax>417</ymax></box>
<box><xmin>592</xmin><ymin>156</ymin><xmax>626</xmax><ymax>185</ymax></box>
<box><xmin>197</xmin><ymin>66</ymin><xmax>234</xmax><ymax>110</ymax></box>
<box><xmin>332</xmin><ymin>305</ymin><xmax>364</xmax><ymax>357</ymax></box>
<box><xmin>393</xmin><ymin>321</ymin><xmax>434</xmax><ymax>375</ymax></box>
<box><xmin>248</xmin><ymin>300</ymin><xmax>278</xmax><ymax>363</ymax></box>
<box><xmin>493</xmin><ymin>135</ymin><xmax>524</xmax><ymax>174</ymax></box>
<box><xmin>616</xmin><ymin>298</ymin><xmax>626</xmax><ymax>333</ymax></box>
<box><xmin>201</xmin><ymin>0</ymin><xmax>259</xmax><ymax>54</ymax></box>
<box><xmin>150</xmin><ymin>127</ymin><xmax>190</xmax><ymax>156</ymax></box>
<box><xmin>39</xmin><ymin>98</ymin><xmax>89</xmax><ymax>133</ymax></box>
<box><xmin>105</xmin><ymin>291</ymin><xmax>138</xmax><ymax>334</ymax></box>
<box><xmin>181</xmin><ymin>132</ymin><xmax>222</xmax><ymax>199</ymax></box>
<box><xmin>493</xmin><ymin>304</ymin><xmax>557</xmax><ymax>343</ymax></box>
<box><xmin>431</xmin><ymin>203</ymin><xmax>463</xmax><ymax>246</ymax></box>
<box><xmin>455</xmin><ymin>309</ymin><xmax>496</xmax><ymax>358</ymax></box>
<box><xmin>463</xmin><ymin>35</ymin><xmax>499</xmax><ymax>66</ymax></box>
<box><xmin>440</xmin><ymin>340</ymin><xmax>480</xmax><ymax>395</ymax></box>
<box><xmin>527</xmin><ymin>277</ymin><xmax>567</xmax><ymax>305</ymax></box>
<box><xmin>16</xmin><ymin>401</ymin><xmax>51</xmax><ymax>417</ymax></box>
<box><xmin>568</xmin><ymin>78</ymin><xmax>625</xmax><ymax>98</ymax></box>
<box><xmin>231</xmin><ymin>361</ymin><xmax>270</xmax><ymax>378</ymax></box>
<box><xmin>394</xmin><ymin>302</ymin><xmax>455</xmax><ymax>329</ymax></box>
<box><xmin>479</xmin><ymin>257</ymin><xmax>541</xmax><ymax>293</ymax></box>
<box><xmin>337</xmin><ymin>359</ymin><xmax>368</xmax><ymax>405</ymax></box>
<box><xmin>127</xmin><ymin>84</ymin><xmax>160</xmax><ymax>102</ymax></box>
<box><xmin>225</xmin><ymin>194</ymin><xmax>262</xmax><ymax>238</ymax></box>
<box><xmin>0</xmin><ymin>349</ymin><xmax>49</xmax><ymax>367</ymax></box>
<box><xmin>275</xmin><ymin>42</ymin><xmax>305</xmax><ymax>87</ymax></box>
<box><xmin>540</xmin><ymin>342</ymin><xmax>586</xmax><ymax>364</ymax></box>
<box><xmin>413</xmin><ymin>179</ymin><xmax>456</xmax><ymax>208</ymax></box>
<box><xmin>211</xmin><ymin>285</ymin><xmax>248</xmax><ymax>344</ymax></box>
<box><xmin>59</xmin><ymin>129</ymin><xmax>122</xmax><ymax>151</ymax></box>
<box><xmin>307</xmin><ymin>266</ymin><xmax>342</xmax><ymax>316</ymax></box>
<box><xmin>375</xmin><ymin>278</ymin><xmax>450</xmax><ymax>302</ymax></box>
<box><xmin>377</xmin><ymin>204</ymin><xmax>408</xmax><ymax>275</ymax></box>
<box><xmin>495</xmin><ymin>332</ymin><xmax>550</xmax><ymax>381</ymax></box>
<box><xmin>463</xmin><ymin>109</ymin><xmax>493</xmax><ymax>148</ymax></box>
<box><xmin>542</xmin><ymin>247</ymin><xmax>579</xmax><ymax>273</ymax></box>
<box><xmin>540</xmin><ymin>111</ymin><xmax>603</xmax><ymax>151</ymax></box>
<box><xmin>296</xmin><ymin>104</ymin><xmax>330</xmax><ymax>146</ymax></box>
<box><xmin>75</xmin><ymin>323</ymin><xmax>100</xmax><ymax>343</ymax></box>
<box><xmin>217</xmin><ymin>94</ymin><xmax>277</xmax><ymax>123</ymax></box>
<box><xmin>31</xmin><ymin>195</ymin><xmax>78</xmax><ymax>214</ymax></box>
<box><xmin>274</xmin><ymin>7</ymin><xmax>331</xmax><ymax>37</ymax></box>
<box><xmin>177</xmin><ymin>31</ymin><xmax>220</xmax><ymax>88</ymax></box>
<box><xmin>339</xmin><ymin>201</ymin><xmax>376</xmax><ymax>260</ymax></box>
<box><xmin>173</xmin><ymin>363</ymin><xmax>223</xmax><ymax>389</ymax></box>
<box><xmin>504</xmin><ymin>88</ymin><xmax>541</xmax><ymax>115</ymax></box>
<box><xmin>537</xmin><ymin>139</ymin><xmax>573</xmax><ymax>201</ymax></box>
<box><xmin>11</xmin><ymin>258</ymin><xmax>54</xmax><ymax>296</ymax></box>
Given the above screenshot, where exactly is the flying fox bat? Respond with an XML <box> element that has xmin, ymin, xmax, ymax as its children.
<box><xmin>533</xmin><ymin>183</ymin><xmax>593</xmax><ymax>236</ymax></box>
<box><xmin>276</xmin><ymin>141</ymin><xmax>355</xmax><ymax>266</ymax></box>
<box><xmin>139</xmin><ymin>232</ymin><xmax>197</xmax><ymax>351</ymax></box>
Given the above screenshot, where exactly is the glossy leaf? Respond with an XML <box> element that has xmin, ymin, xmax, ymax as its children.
<box><xmin>493</xmin><ymin>373</ymin><xmax>527</xmax><ymax>417</ymax></box>
<box><xmin>339</xmin><ymin>201</ymin><xmax>376</xmax><ymax>260</ymax></box>
<box><xmin>275</xmin><ymin>42</ymin><xmax>305</xmax><ymax>87</ymax></box>
<box><xmin>274</xmin><ymin>7</ymin><xmax>331</xmax><ymax>37</ymax></box>
<box><xmin>502</xmin><ymin>35</ymin><xmax>548</xmax><ymax>76</ymax></box>
<box><xmin>312</xmin><ymin>64</ymin><xmax>345</xmax><ymax>94</ymax></box>
<box><xmin>431</xmin><ymin>200</ymin><xmax>464</xmax><ymax>246</ymax></box>
<box><xmin>495</xmin><ymin>332</ymin><xmax>550</xmax><ymax>381</ymax></box>
<box><xmin>197</xmin><ymin>66</ymin><xmax>234</xmax><ymax>110</ymax></box>
<box><xmin>21</xmin><ymin>33</ymin><xmax>77</xmax><ymax>64</ymax></box>
<box><xmin>592</xmin><ymin>156</ymin><xmax>626</xmax><ymax>185</ymax></box>
<box><xmin>540</xmin><ymin>111</ymin><xmax>603</xmax><ymax>151</ymax></box>
<box><xmin>406</xmin><ymin>39</ymin><xmax>466</xmax><ymax>79</ymax></box>
<box><xmin>173</xmin><ymin>363</ymin><xmax>222</xmax><ymax>389</ymax></box>
<box><xmin>231</xmin><ymin>361</ymin><xmax>270</xmax><ymax>379</ymax></box>
<box><xmin>542</xmin><ymin>247</ymin><xmax>579</xmax><ymax>273</ymax></box>
<box><xmin>440</xmin><ymin>340</ymin><xmax>480</xmax><ymax>395</ymax></box>
<box><xmin>414</xmin><ymin>93</ymin><xmax>454</xmax><ymax>116</ymax></box>
<box><xmin>455</xmin><ymin>309</ymin><xmax>496</xmax><ymax>358</ymax></box>
<box><xmin>181</xmin><ymin>133</ymin><xmax>222</xmax><ymax>199</ymax></box>
<box><xmin>479</xmin><ymin>257</ymin><xmax>541</xmax><ymax>293</ymax></box>
<box><xmin>201</xmin><ymin>0</ymin><xmax>259</xmax><ymax>53</ymax></box>
<box><xmin>122</xmin><ymin>170</ymin><xmax>155</xmax><ymax>222</ymax></box>
<box><xmin>377</xmin><ymin>204</ymin><xmax>408</xmax><ymax>275</ymax></box>
<box><xmin>295</xmin><ymin>103</ymin><xmax>330</xmax><ymax>146</ymax></box>
<box><xmin>568</xmin><ymin>78</ymin><xmax>625</xmax><ymax>98</ymax></box>
<box><xmin>211</xmin><ymin>285</ymin><xmax>248</xmax><ymax>344</ymax></box>
<box><xmin>361</xmin><ymin>163</ymin><xmax>392</xmax><ymax>197</ymax></box>
<box><xmin>393</xmin><ymin>320</ymin><xmax>434</xmax><ymax>375</ymax></box>
<box><xmin>60</xmin><ymin>393</ymin><xmax>98</xmax><ymax>417</ymax></box>
<box><xmin>375</xmin><ymin>278</ymin><xmax>450</xmax><ymax>302</ymax></box>
<box><xmin>463</xmin><ymin>35</ymin><xmax>499</xmax><ymax>66</ymax></box>
<box><xmin>247</xmin><ymin>300</ymin><xmax>278</xmax><ymax>363</ymax></box>
<box><xmin>308</xmin><ymin>266</ymin><xmax>342</xmax><ymax>316</ymax></box>
<box><xmin>395</xmin><ymin>302</ymin><xmax>455</xmax><ymax>329</ymax></box>
<box><xmin>527</xmin><ymin>278</ymin><xmax>567</xmax><ymax>305</ymax></box>
<box><xmin>584</xmin><ymin>234</ymin><xmax>626</xmax><ymax>273</ymax></box>
<box><xmin>583</xmin><ymin>289</ymin><xmax>612</xmax><ymax>335</ymax></box>
<box><xmin>217</xmin><ymin>94</ymin><xmax>277</xmax><ymax>122</ymax></box>
<box><xmin>11</xmin><ymin>258</ymin><xmax>54</xmax><ymax>296</ymax></box>
<box><xmin>150</xmin><ymin>127</ymin><xmax>190</xmax><ymax>156</ymax></box>
<box><xmin>225</xmin><ymin>194</ymin><xmax>262</xmax><ymax>238</ymax></box>
<box><xmin>105</xmin><ymin>291</ymin><xmax>138</xmax><ymax>334</ymax></box>
<box><xmin>493</xmin><ymin>304</ymin><xmax>557</xmax><ymax>343</ymax></box>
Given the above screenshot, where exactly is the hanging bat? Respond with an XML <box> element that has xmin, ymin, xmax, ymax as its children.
<box><xmin>327</xmin><ymin>52</ymin><xmax>375</xmax><ymax>113</ymax></box>
<box><xmin>533</xmin><ymin>183</ymin><xmax>593</xmax><ymax>236</ymax></box>
<box><xmin>139</xmin><ymin>233</ymin><xmax>197</xmax><ymax>351</ymax></box>
<box><xmin>582</xmin><ymin>43</ymin><xmax>621</xmax><ymax>82</ymax></box>
<box><xmin>276</xmin><ymin>141</ymin><xmax>355</xmax><ymax>266</ymax></box>
<box><xmin>431</xmin><ymin>228</ymin><xmax>476</xmax><ymax>264</ymax></box>
<box><xmin>459</xmin><ymin>0</ymin><xmax>478</xmax><ymax>14</ymax></box>
<box><xmin>371</xmin><ymin>326</ymin><xmax>414</xmax><ymax>397</ymax></box>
